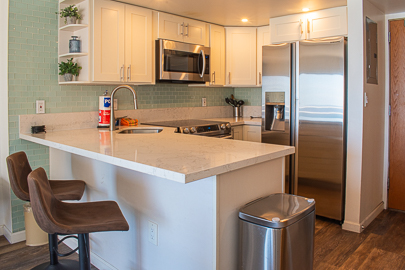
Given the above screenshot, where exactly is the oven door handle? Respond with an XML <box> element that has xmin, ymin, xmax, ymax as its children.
<box><xmin>199</xmin><ymin>49</ymin><xmax>205</xmax><ymax>78</ymax></box>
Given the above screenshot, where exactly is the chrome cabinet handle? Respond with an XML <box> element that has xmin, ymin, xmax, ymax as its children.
<box><xmin>229</xmin><ymin>72</ymin><xmax>231</xmax><ymax>84</ymax></box>
<box><xmin>300</xmin><ymin>20</ymin><xmax>303</xmax><ymax>35</ymax></box>
<box><xmin>212</xmin><ymin>71</ymin><xmax>216</xmax><ymax>84</ymax></box>
<box><xmin>307</xmin><ymin>19</ymin><xmax>310</xmax><ymax>34</ymax></box>
<box><xmin>180</xmin><ymin>23</ymin><xmax>184</xmax><ymax>35</ymax></box>
<box><xmin>120</xmin><ymin>65</ymin><xmax>124</xmax><ymax>82</ymax></box>
<box><xmin>199</xmin><ymin>50</ymin><xmax>205</xmax><ymax>78</ymax></box>
<box><xmin>127</xmin><ymin>65</ymin><xmax>131</xmax><ymax>81</ymax></box>
<box><xmin>185</xmin><ymin>23</ymin><xmax>189</xmax><ymax>37</ymax></box>
<box><xmin>259</xmin><ymin>72</ymin><xmax>262</xmax><ymax>84</ymax></box>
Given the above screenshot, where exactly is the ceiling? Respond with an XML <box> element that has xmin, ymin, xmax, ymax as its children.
<box><xmin>123</xmin><ymin>0</ymin><xmax>347</xmax><ymax>26</ymax></box>
<box><xmin>122</xmin><ymin>0</ymin><xmax>405</xmax><ymax>26</ymax></box>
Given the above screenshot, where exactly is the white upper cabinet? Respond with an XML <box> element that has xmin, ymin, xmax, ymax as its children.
<box><xmin>209</xmin><ymin>24</ymin><xmax>225</xmax><ymax>85</ymax></box>
<box><xmin>156</xmin><ymin>12</ymin><xmax>207</xmax><ymax>46</ymax></box>
<box><xmin>306</xmin><ymin>6</ymin><xmax>347</xmax><ymax>40</ymax></box>
<box><xmin>257</xmin><ymin>25</ymin><xmax>270</xmax><ymax>86</ymax></box>
<box><xmin>270</xmin><ymin>6</ymin><xmax>347</xmax><ymax>44</ymax></box>
<box><xmin>93</xmin><ymin>0</ymin><xmax>125</xmax><ymax>82</ymax></box>
<box><xmin>270</xmin><ymin>13</ymin><xmax>305</xmax><ymax>44</ymax></box>
<box><xmin>225</xmin><ymin>27</ymin><xmax>257</xmax><ymax>86</ymax></box>
<box><xmin>125</xmin><ymin>5</ymin><xmax>152</xmax><ymax>83</ymax></box>
<box><xmin>93</xmin><ymin>0</ymin><xmax>152</xmax><ymax>83</ymax></box>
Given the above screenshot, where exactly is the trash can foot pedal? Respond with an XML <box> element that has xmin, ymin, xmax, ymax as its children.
<box><xmin>30</xmin><ymin>259</ymin><xmax>80</xmax><ymax>270</ymax></box>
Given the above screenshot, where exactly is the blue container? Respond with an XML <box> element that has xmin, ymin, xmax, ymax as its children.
<box><xmin>69</xmin><ymin>36</ymin><xmax>81</xmax><ymax>53</ymax></box>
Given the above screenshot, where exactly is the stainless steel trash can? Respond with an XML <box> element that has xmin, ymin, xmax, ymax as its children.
<box><xmin>238</xmin><ymin>193</ymin><xmax>315</xmax><ymax>270</ymax></box>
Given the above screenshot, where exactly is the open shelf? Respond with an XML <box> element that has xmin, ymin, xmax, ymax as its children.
<box><xmin>59</xmin><ymin>24</ymin><xmax>88</xmax><ymax>32</ymax></box>
<box><xmin>59</xmin><ymin>0</ymin><xmax>86</xmax><ymax>5</ymax></box>
<box><xmin>59</xmin><ymin>52</ymin><xmax>88</xmax><ymax>58</ymax></box>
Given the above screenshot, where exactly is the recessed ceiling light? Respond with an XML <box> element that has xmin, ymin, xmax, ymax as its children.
<box><xmin>302</xmin><ymin>8</ymin><xmax>310</xmax><ymax>12</ymax></box>
<box><xmin>241</xmin><ymin>19</ymin><xmax>248</xmax><ymax>22</ymax></box>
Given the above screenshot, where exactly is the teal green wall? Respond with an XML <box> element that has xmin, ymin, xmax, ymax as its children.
<box><xmin>8</xmin><ymin>0</ymin><xmax>261</xmax><ymax>232</ymax></box>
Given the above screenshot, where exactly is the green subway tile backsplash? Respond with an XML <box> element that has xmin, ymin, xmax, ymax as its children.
<box><xmin>8</xmin><ymin>0</ymin><xmax>261</xmax><ymax>233</ymax></box>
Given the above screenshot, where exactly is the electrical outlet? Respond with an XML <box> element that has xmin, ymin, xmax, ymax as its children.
<box><xmin>36</xmin><ymin>100</ymin><xmax>45</xmax><ymax>114</ymax></box>
<box><xmin>202</xmin><ymin>98</ymin><xmax>207</xmax><ymax>107</ymax></box>
<box><xmin>148</xmin><ymin>221</ymin><xmax>158</xmax><ymax>246</ymax></box>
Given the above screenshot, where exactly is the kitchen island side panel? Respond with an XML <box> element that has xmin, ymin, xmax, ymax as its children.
<box><xmin>49</xmin><ymin>149</ymin><xmax>285</xmax><ymax>270</ymax></box>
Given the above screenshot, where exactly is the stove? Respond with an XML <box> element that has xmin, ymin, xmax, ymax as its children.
<box><xmin>143</xmin><ymin>119</ymin><xmax>232</xmax><ymax>138</ymax></box>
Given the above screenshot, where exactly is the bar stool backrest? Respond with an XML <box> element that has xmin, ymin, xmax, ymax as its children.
<box><xmin>6</xmin><ymin>151</ymin><xmax>32</xmax><ymax>201</ymax></box>
<box><xmin>27</xmin><ymin>167</ymin><xmax>61</xmax><ymax>234</ymax></box>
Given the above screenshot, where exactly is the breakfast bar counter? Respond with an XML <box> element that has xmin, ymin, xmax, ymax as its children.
<box><xmin>20</xmin><ymin>126</ymin><xmax>294</xmax><ymax>270</ymax></box>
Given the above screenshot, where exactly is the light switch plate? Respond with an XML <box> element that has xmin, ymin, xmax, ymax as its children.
<box><xmin>36</xmin><ymin>100</ymin><xmax>45</xmax><ymax>114</ymax></box>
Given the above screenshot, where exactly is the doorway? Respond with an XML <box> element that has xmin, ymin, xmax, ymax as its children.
<box><xmin>388</xmin><ymin>19</ymin><xmax>405</xmax><ymax>210</ymax></box>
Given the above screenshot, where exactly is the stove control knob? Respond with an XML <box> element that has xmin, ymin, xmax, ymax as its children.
<box><xmin>220</xmin><ymin>124</ymin><xmax>226</xmax><ymax>130</ymax></box>
<box><xmin>225</xmin><ymin>123</ymin><xmax>231</xmax><ymax>130</ymax></box>
<box><xmin>183</xmin><ymin>128</ymin><xmax>190</xmax><ymax>134</ymax></box>
<box><xmin>190</xmin><ymin>127</ymin><xmax>197</xmax><ymax>134</ymax></box>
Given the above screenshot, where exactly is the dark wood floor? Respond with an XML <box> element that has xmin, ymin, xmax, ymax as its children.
<box><xmin>1</xmin><ymin>210</ymin><xmax>405</xmax><ymax>269</ymax></box>
<box><xmin>314</xmin><ymin>210</ymin><xmax>405</xmax><ymax>269</ymax></box>
<box><xmin>0</xmin><ymin>235</ymin><xmax>98</xmax><ymax>270</ymax></box>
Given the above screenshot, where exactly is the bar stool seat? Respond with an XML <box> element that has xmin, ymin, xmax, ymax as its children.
<box><xmin>28</xmin><ymin>167</ymin><xmax>129</xmax><ymax>270</ymax></box>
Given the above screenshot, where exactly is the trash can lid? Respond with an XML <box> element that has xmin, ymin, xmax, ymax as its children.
<box><xmin>239</xmin><ymin>193</ymin><xmax>315</xmax><ymax>229</ymax></box>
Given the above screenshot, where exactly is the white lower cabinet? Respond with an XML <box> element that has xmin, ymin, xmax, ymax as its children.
<box><xmin>243</xmin><ymin>125</ymin><xmax>261</xmax><ymax>142</ymax></box>
<box><xmin>93</xmin><ymin>0</ymin><xmax>152</xmax><ymax>83</ymax></box>
<box><xmin>232</xmin><ymin>125</ymin><xmax>261</xmax><ymax>142</ymax></box>
<box><xmin>232</xmin><ymin>126</ymin><xmax>243</xmax><ymax>140</ymax></box>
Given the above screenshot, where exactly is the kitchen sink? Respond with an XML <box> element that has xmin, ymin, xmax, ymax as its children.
<box><xmin>118</xmin><ymin>128</ymin><xmax>163</xmax><ymax>134</ymax></box>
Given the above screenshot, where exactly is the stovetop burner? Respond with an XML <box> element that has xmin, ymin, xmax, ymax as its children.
<box><xmin>143</xmin><ymin>119</ymin><xmax>232</xmax><ymax>137</ymax></box>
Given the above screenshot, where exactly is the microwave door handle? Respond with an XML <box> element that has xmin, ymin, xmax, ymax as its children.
<box><xmin>200</xmin><ymin>50</ymin><xmax>205</xmax><ymax>78</ymax></box>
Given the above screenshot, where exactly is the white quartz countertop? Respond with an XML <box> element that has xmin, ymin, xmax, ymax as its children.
<box><xmin>20</xmin><ymin>125</ymin><xmax>293</xmax><ymax>184</ymax></box>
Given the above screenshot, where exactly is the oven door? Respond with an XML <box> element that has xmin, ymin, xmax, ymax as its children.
<box><xmin>158</xmin><ymin>39</ymin><xmax>210</xmax><ymax>82</ymax></box>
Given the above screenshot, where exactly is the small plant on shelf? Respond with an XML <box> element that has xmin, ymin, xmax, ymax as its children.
<box><xmin>57</xmin><ymin>5</ymin><xmax>82</xmax><ymax>24</ymax></box>
<box><xmin>58</xmin><ymin>58</ymin><xmax>82</xmax><ymax>81</ymax></box>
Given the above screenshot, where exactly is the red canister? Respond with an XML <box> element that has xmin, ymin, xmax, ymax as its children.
<box><xmin>98</xmin><ymin>90</ymin><xmax>111</xmax><ymax>127</ymax></box>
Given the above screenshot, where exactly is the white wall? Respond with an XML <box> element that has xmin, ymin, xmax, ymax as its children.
<box><xmin>343</xmin><ymin>0</ymin><xmax>365</xmax><ymax>233</ymax></box>
<box><xmin>0</xmin><ymin>0</ymin><xmax>10</xmax><ymax>234</ymax></box>
<box><xmin>359</xmin><ymin>0</ymin><xmax>385</xmax><ymax>224</ymax></box>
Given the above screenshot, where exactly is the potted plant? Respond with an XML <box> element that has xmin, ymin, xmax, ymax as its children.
<box><xmin>57</xmin><ymin>5</ymin><xmax>82</xmax><ymax>25</ymax></box>
<box><xmin>58</xmin><ymin>58</ymin><xmax>82</xmax><ymax>81</ymax></box>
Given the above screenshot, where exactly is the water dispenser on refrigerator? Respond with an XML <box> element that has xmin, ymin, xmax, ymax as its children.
<box><xmin>264</xmin><ymin>92</ymin><xmax>285</xmax><ymax>131</ymax></box>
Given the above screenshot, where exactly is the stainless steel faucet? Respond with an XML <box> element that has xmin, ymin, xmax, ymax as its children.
<box><xmin>110</xmin><ymin>85</ymin><xmax>138</xmax><ymax>131</ymax></box>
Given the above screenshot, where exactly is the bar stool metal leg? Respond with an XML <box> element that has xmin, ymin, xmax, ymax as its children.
<box><xmin>78</xmin><ymin>233</ymin><xmax>90</xmax><ymax>270</ymax></box>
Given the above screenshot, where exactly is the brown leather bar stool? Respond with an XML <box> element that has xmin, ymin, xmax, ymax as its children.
<box><xmin>28</xmin><ymin>167</ymin><xmax>129</xmax><ymax>270</ymax></box>
<box><xmin>6</xmin><ymin>151</ymin><xmax>86</xmax><ymax>269</ymax></box>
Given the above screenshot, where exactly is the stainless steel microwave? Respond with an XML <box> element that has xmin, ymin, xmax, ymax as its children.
<box><xmin>156</xmin><ymin>39</ymin><xmax>210</xmax><ymax>83</ymax></box>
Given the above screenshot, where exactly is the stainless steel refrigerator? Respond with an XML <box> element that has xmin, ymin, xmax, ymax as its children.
<box><xmin>261</xmin><ymin>37</ymin><xmax>347</xmax><ymax>221</ymax></box>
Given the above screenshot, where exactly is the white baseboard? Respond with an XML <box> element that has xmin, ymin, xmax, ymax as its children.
<box><xmin>342</xmin><ymin>201</ymin><xmax>384</xmax><ymax>233</ymax></box>
<box><xmin>63</xmin><ymin>237</ymin><xmax>118</xmax><ymax>270</ymax></box>
<box><xmin>0</xmin><ymin>225</ymin><xmax>4</xmax><ymax>236</ymax></box>
<box><xmin>3</xmin><ymin>226</ymin><xmax>26</xmax><ymax>244</ymax></box>
<box><xmin>342</xmin><ymin>220</ymin><xmax>362</xmax><ymax>233</ymax></box>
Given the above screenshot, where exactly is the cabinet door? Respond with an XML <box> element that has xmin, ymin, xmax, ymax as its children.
<box><xmin>209</xmin><ymin>24</ymin><xmax>225</xmax><ymax>85</ymax></box>
<box><xmin>243</xmin><ymin>125</ymin><xmax>261</xmax><ymax>142</ymax></box>
<box><xmin>257</xmin><ymin>25</ymin><xmax>270</xmax><ymax>86</ymax></box>
<box><xmin>93</xmin><ymin>0</ymin><xmax>125</xmax><ymax>82</ymax></box>
<box><xmin>270</xmin><ymin>14</ymin><xmax>305</xmax><ymax>44</ymax></box>
<box><xmin>232</xmin><ymin>126</ymin><xmax>243</xmax><ymax>140</ymax></box>
<box><xmin>225</xmin><ymin>27</ymin><xmax>257</xmax><ymax>86</ymax></box>
<box><xmin>157</xmin><ymin>13</ymin><xmax>184</xmax><ymax>42</ymax></box>
<box><xmin>125</xmin><ymin>5</ymin><xmax>152</xmax><ymax>83</ymax></box>
<box><xmin>183</xmin><ymin>18</ymin><xmax>207</xmax><ymax>45</ymax></box>
<box><xmin>307</xmin><ymin>6</ymin><xmax>348</xmax><ymax>39</ymax></box>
